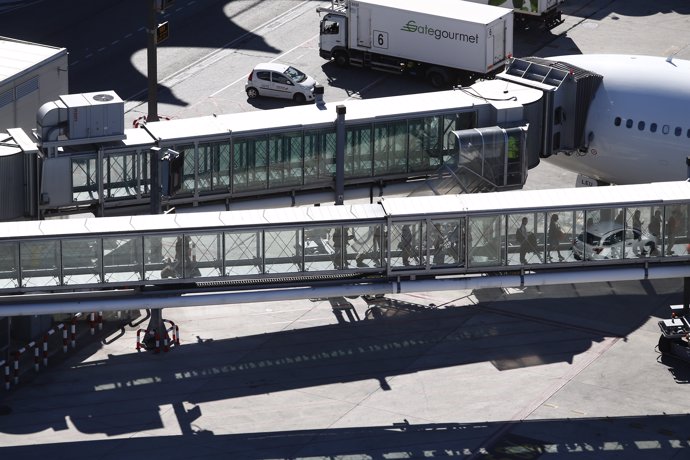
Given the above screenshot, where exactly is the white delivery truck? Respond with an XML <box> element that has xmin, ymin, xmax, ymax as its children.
<box><xmin>317</xmin><ymin>0</ymin><xmax>513</xmax><ymax>87</ymax></box>
<box><xmin>464</xmin><ymin>0</ymin><xmax>563</xmax><ymax>29</ymax></box>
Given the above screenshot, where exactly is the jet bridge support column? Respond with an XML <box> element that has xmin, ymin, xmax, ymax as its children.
<box><xmin>683</xmin><ymin>157</ymin><xmax>690</xmax><ymax>317</ymax></box>
<box><xmin>143</xmin><ymin>308</ymin><xmax>166</xmax><ymax>352</ymax></box>
<box><xmin>335</xmin><ymin>105</ymin><xmax>346</xmax><ymax>205</ymax></box>
<box><xmin>683</xmin><ymin>277</ymin><xmax>690</xmax><ymax>316</ymax></box>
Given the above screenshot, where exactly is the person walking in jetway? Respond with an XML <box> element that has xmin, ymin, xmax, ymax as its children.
<box><xmin>401</xmin><ymin>224</ymin><xmax>416</xmax><ymax>266</ymax></box>
<box><xmin>548</xmin><ymin>214</ymin><xmax>565</xmax><ymax>262</ymax></box>
<box><xmin>631</xmin><ymin>209</ymin><xmax>646</xmax><ymax>257</ymax></box>
<box><xmin>433</xmin><ymin>231</ymin><xmax>445</xmax><ymax>265</ymax></box>
<box><xmin>516</xmin><ymin>216</ymin><xmax>540</xmax><ymax>264</ymax></box>
<box><xmin>615</xmin><ymin>210</ymin><xmax>624</xmax><ymax>226</ymax></box>
<box><xmin>666</xmin><ymin>209</ymin><xmax>680</xmax><ymax>255</ymax></box>
<box><xmin>332</xmin><ymin>226</ymin><xmax>356</xmax><ymax>269</ymax></box>
<box><xmin>516</xmin><ymin>217</ymin><xmax>530</xmax><ymax>264</ymax></box>
<box><xmin>648</xmin><ymin>209</ymin><xmax>662</xmax><ymax>256</ymax></box>
<box><xmin>162</xmin><ymin>236</ymin><xmax>200</xmax><ymax>278</ymax></box>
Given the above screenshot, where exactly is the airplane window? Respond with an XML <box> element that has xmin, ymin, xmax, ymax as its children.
<box><xmin>625</xmin><ymin>119</ymin><xmax>633</xmax><ymax>129</ymax></box>
<box><xmin>662</xmin><ymin>125</ymin><xmax>670</xmax><ymax>135</ymax></box>
<box><xmin>638</xmin><ymin>121</ymin><xmax>645</xmax><ymax>131</ymax></box>
<box><xmin>675</xmin><ymin>127</ymin><xmax>682</xmax><ymax>136</ymax></box>
<box><xmin>687</xmin><ymin>129</ymin><xmax>690</xmax><ymax>138</ymax></box>
<box><xmin>650</xmin><ymin>123</ymin><xmax>657</xmax><ymax>133</ymax></box>
<box><xmin>614</xmin><ymin>117</ymin><xmax>621</xmax><ymax>127</ymax></box>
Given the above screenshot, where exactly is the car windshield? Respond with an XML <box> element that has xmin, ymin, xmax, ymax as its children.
<box><xmin>284</xmin><ymin>66</ymin><xmax>307</xmax><ymax>83</ymax></box>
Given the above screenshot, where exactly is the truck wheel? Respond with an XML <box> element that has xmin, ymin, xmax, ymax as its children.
<box><xmin>427</xmin><ymin>70</ymin><xmax>447</xmax><ymax>88</ymax></box>
<box><xmin>334</xmin><ymin>52</ymin><xmax>349</xmax><ymax>67</ymax></box>
<box><xmin>246</xmin><ymin>87</ymin><xmax>259</xmax><ymax>99</ymax></box>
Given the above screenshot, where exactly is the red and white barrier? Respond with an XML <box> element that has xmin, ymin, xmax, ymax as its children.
<box><xmin>164</xmin><ymin>319</ymin><xmax>181</xmax><ymax>347</ymax></box>
<box><xmin>135</xmin><ymin>321</ymin><xmax>181</xmax><ymax>353</ymax></box>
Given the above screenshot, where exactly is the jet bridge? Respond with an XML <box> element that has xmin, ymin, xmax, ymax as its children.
<box><xmin>493</xmin><ymin>56</ymin><xmax>603</xmax><ymax>158</ymax></box>
<box><xmin>1</xmin><ymin>180</ymin><xmax>690</xmax><ymax>318</ymax></box>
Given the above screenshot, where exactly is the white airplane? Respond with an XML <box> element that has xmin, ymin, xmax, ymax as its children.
<box><xmin>540</xmin><ymin>54</ymin><xmax>690</xmax><ymax>185</ymax></box>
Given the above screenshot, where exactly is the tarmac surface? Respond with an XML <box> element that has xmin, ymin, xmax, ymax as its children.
<box><xmin>2</xmin><ymin>1</ymin><xmax>690</xmax><ymax>459</ymax></box>
<box><xmin>0</xmin><ymin>280</ymin><xmax>688</xmax><ymax>459</ymax></box>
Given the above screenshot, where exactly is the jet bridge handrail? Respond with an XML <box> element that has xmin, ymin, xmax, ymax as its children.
<box><xmin>0</xmin><ymin>181</ymin><xmax>689</xmax><ymax>295</ymax></box>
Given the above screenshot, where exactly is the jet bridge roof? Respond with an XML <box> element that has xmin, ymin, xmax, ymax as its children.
<box><xmin>381</xmin><ymin>180</ymin><xmax>690</xmax><ymax>217</ymax></box>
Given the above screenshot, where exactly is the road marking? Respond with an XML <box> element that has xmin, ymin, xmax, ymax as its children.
<box><xmin>209</xmin><ymin>34</ymin><xmax>319</xmax><ymax>97</ymax></box>
<box><xmin>125</xmin><ymin>0</ymin><xmax>315</xmax><ymax>104</ymax></box>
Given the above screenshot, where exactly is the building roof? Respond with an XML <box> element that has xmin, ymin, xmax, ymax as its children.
<box><xmin>0</xmin><ymin>36</ymin><xmax>67</xmax><ymax>82</ymax></box>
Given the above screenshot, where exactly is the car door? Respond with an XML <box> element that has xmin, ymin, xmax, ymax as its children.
<box><xmin>270</xmin><ymin>72</ymin><xmax>295</xmax><ymax>99</ymax></box>
<box><xmin>255</xmin><ymin>70</ymin><xmax>273</xmax><ymax>97</ymax></box>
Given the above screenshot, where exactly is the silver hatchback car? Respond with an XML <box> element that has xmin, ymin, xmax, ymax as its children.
<box><xmin>572</xmin><ymin>221</ymin><xmax>657</xmax><ymax>260</ymax></box>
<box><xmin>245</xmin><ymin>62</ymin><xmax>317</xmax><ymax>103</ymax></box>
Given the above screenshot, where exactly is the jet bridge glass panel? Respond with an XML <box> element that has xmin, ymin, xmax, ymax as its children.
<box><xmin>72</xmin><ymin>154</ymin><xmax>99</xmax><ymax>203</ymax></box>
<box><xmin>225</xmin><ymin>229</ymin><xmax>262</xmax><ymax>276</ymax></box>
<box><xmin>304</xmin><ymin>225</ymin><xmax>333</xmax><ymax>271</ymax></box>
<box><xmin>390</xmin><ymin>222</ymin><xmax>426</xmax><ymax>268</ymax></box>
<box><xmin>345</xmin><ymin>125</ymin><xmax>372</xmax><ymax>178</ymax></box>
<box><xmin>103</xmin><ymin>236</ymin><xmax>142</xmax><ymax>283</ymax></box>
<box><xmin>269</xmin><ymin>131</ymin><xmax>303</xmax><ymax>188</ymax></box>
<box><xmin>448</xmin><ymin>126</ymin><xmax>527</xmax><ymax>189</ymax></box>
<box><xmin>264</xmin><ymin>228</ymin><xmax>303</xmax><ymax>274</ymax></box>
<box><xmin>373</xmin><ymin>121</ymin><xmax>407</xmax><ymax>176</ymax></box>
<box><xmin>233</xmin><ymin>136</ymin><xmax>268</xmax><ymax>193</ymax></box>
<box><xmin>197</xmin><ymin>141</ymin><xmax>231</xmax><ymax>192</ymax></box>
<box><xmin>304</xmin><ymin>129</ymin><xmax>336</xmax><ymax>183</ymax></box>
<box><xmin>62</xmin><ymin>238</ymin><xmax>102</xmax><ymax>285</ymax></box>
<box><xmin>103</xmin><ymin>151</ymin><xmax>145</xmax><ymax>199</ymax></box>
<box><xmin>177</xmin><ymin>144</ymin><xmax>195</xmax><ymax>194</ymax></box>
<box><xmin>408</xmin><ymin>117</ymin><xmax>443</xmax><ymax>173</ymax></box>
<box><xmin>20</xmin><ymin>240</ymin><xmax>60</xmax><ymax>287</ymax></box>
<box><xmin>0</xmin><ymin>242</ymin><xmax>18</xmax><ymax>289</ymax></box>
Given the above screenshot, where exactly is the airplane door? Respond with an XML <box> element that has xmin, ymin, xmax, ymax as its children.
<box><xmin>356</xmin><ymin>7</ymin><xmax>371</xmax><ymax>48</ymax></box>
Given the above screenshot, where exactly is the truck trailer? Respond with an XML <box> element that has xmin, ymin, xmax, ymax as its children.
<box><xmin>464</xmin><ymin>0</ymin><xmax>563</xmax><ymax>29</ymax></box>
<box><xmin>317</xmin><ymin>0</ymin><xmax>514</xmax><ymax>87</ymax></box>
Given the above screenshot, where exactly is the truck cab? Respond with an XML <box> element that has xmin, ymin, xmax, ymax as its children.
<box><xmin>319</xmin><ymin>13</ymin><xmax>348</xmax><ymax>65</ymax></box>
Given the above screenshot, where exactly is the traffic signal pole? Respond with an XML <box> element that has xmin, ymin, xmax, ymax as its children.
<box><xmin>147</xmin><ymin>0</ymin><xmax>159</xmax><ymax>122</ymax></box>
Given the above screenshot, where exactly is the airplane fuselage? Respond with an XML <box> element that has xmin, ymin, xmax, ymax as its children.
<box><xmin>544</xmin><ymin>54</ymin><xmax>690</xmax><ymax>184</ymax></box>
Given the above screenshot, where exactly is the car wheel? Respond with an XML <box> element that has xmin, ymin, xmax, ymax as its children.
<box><xmin>246</xmin><ymin>87</ymin><xmax>259</xmax><ymax>99</ymax></box>
<box><xmin>293</xmin><ymin>93</ymin><xmax>306</xmax><ymax>104</ymax></box>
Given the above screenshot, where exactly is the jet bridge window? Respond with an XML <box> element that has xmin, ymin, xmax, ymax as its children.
<box><xmin>447</xmin><ymin>125</ymin><xmax>527</xmax><ymax>188</ymax></box>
